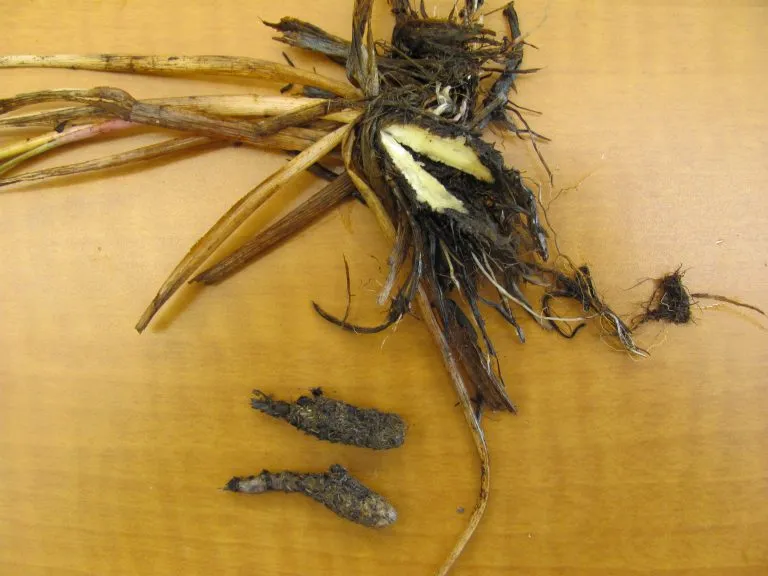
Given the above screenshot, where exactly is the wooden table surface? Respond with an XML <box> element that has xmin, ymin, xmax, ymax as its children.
<box><xmin>1</xmin><ymin>1</ymin><xmax>767</xmax><ymax>574</ymax></box>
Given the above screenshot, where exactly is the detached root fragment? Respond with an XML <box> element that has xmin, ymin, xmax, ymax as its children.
<box><xmin>690</xmin><ymin>293</ymin><xmax>766</xmax><ymax>317</ymax></box>
<box><xmin>250</xmin><ymin>388</ymin><xmax>406</xmax><ymax>449</ymax></box>
<box><xmin>634</xmin><ymin>268</ymin><xmax>693</xmax><ymax>326</ymax></box>
<box><xmin>225</xmin><ymin>464</ymin><xmax>397</xmax><ymax>528</ymax></box>
<box><xmin>634</xmin><ymin>268</ymin><xmax>766</xmax><ymax>327</ymax></box>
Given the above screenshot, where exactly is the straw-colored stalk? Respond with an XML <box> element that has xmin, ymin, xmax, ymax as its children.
<box><xmin>0</xmin><ymin>94</ymin><xmax>359</xmax><ymax>129</ymax></box>
<box><xmin>193</xmin><ymin>172</ymin><xmax>355</xmax><ymax>285</ymax></box>
<box><xmin>0</xmin><ymin>54</ymin><xmax>360</xmax><ymax>99</ymax></box>
<box><xmin>135</xmin><ymin>121</ymin><xmax>356</xmax><ymax>332</ymax></box>
<box><xmin>1</xmin><ymin>87</ymin><xmax>356</xmax><ymax>148</ymax></box>
<box><xmin>0</xmin><ymin>125</ymin><xmax>335</xmax><ymax>190</ymax></box>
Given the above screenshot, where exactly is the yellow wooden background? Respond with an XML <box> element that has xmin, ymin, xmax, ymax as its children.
<box><xmin>1</xmin><ymin>1</ymin><xmax>766</xmax><ymax>574</ymax></box>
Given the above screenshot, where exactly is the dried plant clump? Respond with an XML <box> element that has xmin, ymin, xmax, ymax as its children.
<box><xmin>0</xmin><ymin>2</ymin><xmax>666</xmax><ymax>573</ymax></box>
<box><xmin>634</xmin><ymin>268</ymin><xmax>765</xmax><ymax>326</ymax></box>
<box><xmin>635</xmin><ymin>269</ymin><xmax>693</xmax><ymax>325</ymax></box>
<box><xmin>2</xmin><ymin>1</ymin><xmax>764</xmax><ymax>574</ymax></box>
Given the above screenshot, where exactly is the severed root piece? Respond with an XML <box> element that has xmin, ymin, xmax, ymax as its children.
<box><xmin>251</xmin><ymin>388</ymin><xmax>406</xmax><ymax>449</ymax></box>
<box><xmin>690</xmin><ymin>292</ymin><xmax>766</xmax><ymax>317</ymax></box>
<box><xmin>224</xmin><ymin>464</ymin><xmax>397</xmax><ymax>528</ymax></box>
<box><xmin>636</xmin><ymin>269</ymin><xmax>693</xmax><ymax>325</ymax></box>
<box><xmin>634</xmin><ymin>268</ymin><xmax>766</xmax><ymax>326</ymax></box>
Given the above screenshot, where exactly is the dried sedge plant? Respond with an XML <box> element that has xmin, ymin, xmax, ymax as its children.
<box><xmin>4</xmin><ymin>1</ymin><xmax>761</xmax><ymax>574</ymax></box>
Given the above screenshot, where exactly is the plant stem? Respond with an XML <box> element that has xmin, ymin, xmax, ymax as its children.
<box><xmin>0</xmin><ymin>119</ymin><xmax>132</xmax><ymax>165</ymax></box>
<box><xmin>135</xmin><ymin>122</ymin><xmax>353</xmax><ymax>332</ymax></box>
<box><xmin>0</xmin><ymin>54</ymin><xmax>361</xmax><ymax>99</ymax></box>
<box><xmin>193</xmin><ymin>172</ymin><xmax>354</xmax><ymax>284</ymax></box>
<box><xmin>1</xmin><ymin>87</ymin><xmax>357</xmax><ymax>147</ymax></box>
<box><xmin>0</xmin><ymin>136</ymin><xmax>213</xmax><ymax>188</ymax></box>
<box><xmin>0</xmin><ymin>95</ymin><xmax>359</xmax><ymax>129</ymax></box>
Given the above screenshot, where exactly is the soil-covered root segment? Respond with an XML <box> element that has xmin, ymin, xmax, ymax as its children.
<box><xmin>251</xmin><ymin>388</ymin><xmax>407</xmax><ymax>449</ymax></box>
<box><xmin>224</xmin><ymin>464</ymin><xmax>397</xmax><ymax>528</ymax></box>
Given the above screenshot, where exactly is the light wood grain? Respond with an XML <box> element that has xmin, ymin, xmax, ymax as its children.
<box><xmin>1</xmin><ymin>1</ymin><xmax>766</xmax><ymax>575</ymax></box>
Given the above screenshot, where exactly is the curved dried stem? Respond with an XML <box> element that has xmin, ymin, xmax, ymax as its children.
<box><xmin>135</xmin><ymin>122</ymin><xmax>354</xmax><ymax>332</ymax></box>
<box><xmin>0</xmin><ymin>124</ymin><xmax>331</xmax><ymax>189</ymax></box>
<box><xmin>0</xmin><ymin>119</ymin><xmax>133</xmax><ymax>172</ymax></box>
<box><xmin>0</xmin><ymin>54</ymin><xmax>361</xmax><ymax>99</ymax></box>
<box><xmin>342</xmin><ymin>128</ymin><xmax>489</xmax><ymax>576</ymax></box>
<box><xmin>0</xmin><ymin>136</ymin><xmax>214</xmax><ymax>188</ymax></box>
<box><xmin>0</xmin><ymin>106</ymin><xmax>98</xmax><ymax>128</ymax></box>
<box><xmin>420</xmin><ymin>285</ymin><xmax>489</xmax><ymax>576</ymax></box>
<box><xmin>193</xmin><ymin>172</ymin><xmax>355</xmax><ymax>285</ymax></box>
